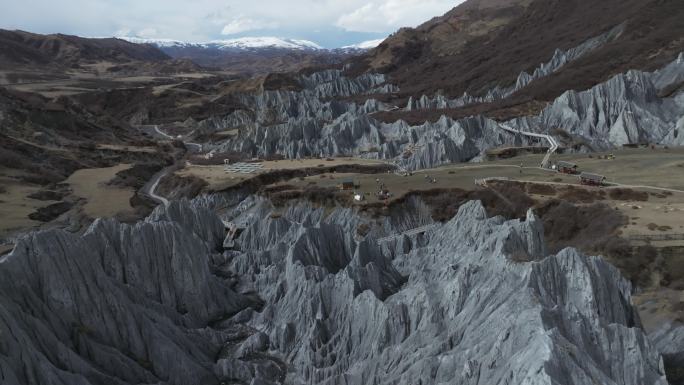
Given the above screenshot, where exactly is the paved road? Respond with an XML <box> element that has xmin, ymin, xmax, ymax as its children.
<box><xmin>153</xmin><ymin>125</ymin><xmax>175</xmax><ymax>140</ymax></box>
<box><xmin>143</xmin><ymin>126</ymin><xmax>205</xmax><ymax>206</ymax></box>
<box><xmin>153</xmin><ymin>125</ymin><xmax>203</xmax><ymax>152</ymax></box>
<box><xmin>388</xmin><ymin>159</ymin><xmax>556</xmax><ymax>177</ymax></box>
<box><xmin>483</xmin><ymin>176</ymin><xmax>684</xmax><ymax>194</ymax></box>
<box><xmin>141</xmin><ymin>166</ymin><xmax>174</xmax><ymax>206</ymax></box>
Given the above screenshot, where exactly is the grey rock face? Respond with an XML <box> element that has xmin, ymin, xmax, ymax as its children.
<box><xmin>650</xmin><ymin>321</ymin><xmax>684</xmax><ymax>378</ymax></box>
<box><xmin>223</xmin><ymin>198</ymin><xmax>667</xmax><ymax>385</ymax></box>
<box><xmin>300</xmin><ymin>70</ymin><xmax>399</xmax><ymax>98</ymax></box>
<box><xmin>200</xmin><ymin>71</ymin><xmax>396</xmax><ymax>134</ymax></box>
<box><xmin>652</xmin><ymin>322</ymin><xmax>684</xmax><ymax>356</ymax></box>
<box><xmin>213</xmin><ymin>103</ymin><xmax>530</xmax><ymax>170</ymax></box>
<box><xmin>201</xmin><ymin>43</ymin><xmax>682</xmax><ymax>170</ymax></box>
<box><xmin>0</xmin><ymin>200</ymin><xmax>275</xmax><ymax>385</ymax></box>
<box><xmin>0</xmin><ymin>196</ymin><xmax>671</xmax><ymax>384</ymax></box>
<box><xmin>192</xmin><ymin>69</ymin><xmax>530</xmax><ymax>170</ymax></box>
<box><xmin>383</xmin><ymin>115</ymin><xmax>532</xmax><ymax>170</ymax></box>
<box><xmin>513</xmin><ymin>53</ymin><xmax>684</xmax><ymax>148</ymax></box>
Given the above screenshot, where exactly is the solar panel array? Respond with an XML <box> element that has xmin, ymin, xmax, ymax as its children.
<box><xmin>224</xmin><ymin>162</ymin><xmax>264</xmax><ymax>174</ymax></box>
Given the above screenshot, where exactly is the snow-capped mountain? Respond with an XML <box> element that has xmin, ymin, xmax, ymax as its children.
<box><xmin>341</xmin><ymin>38</ymin><xmax>385</xmax><ymax>50</ymax></box>
<box><xmin>117</xmin><ymin>36</ymin><xmax>188</xmax><ymax>48</ymax></box>
<box><xmin>209</xmin><ymin>37</ymin><xmax>322</xmax><ymax>50</ymax></box>
<box><xmin>117</xmin><ymin>36</ymin><xmax>322</xmax><ymax>51</ymax></box>
<box><xmin>116</xmin><ymin>35</ymin><xmax>373</xmax><ymax>74</ymax></box>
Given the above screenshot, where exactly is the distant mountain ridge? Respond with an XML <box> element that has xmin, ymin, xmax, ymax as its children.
<box><xmin>117</xmin><ymin>36</ymin><xmax>385</xmax><ymax>52</ymax></box>
<box><xmin>0</xmin><ymin>29</ymin><xmax>170</xmax><ymax>68</ymax></box>
<box><xmin>0</xmin><ymin>30</ymin><xmax>379</xmax><ymax>76</ymax></box>
<box><xmin>118</xmin><ymin>35</ymin><xmax>380</xmax><ymax>75</ymax></box>
<box><xmin>118</xmin><ymin>36</ymin><xmax>324</xmax><ymax>51</ymax></box>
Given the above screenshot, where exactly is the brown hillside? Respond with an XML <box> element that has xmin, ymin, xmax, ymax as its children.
<box><xmin>350</xmin><ymin>0</ymin><xmax>684</xmax><ymax>104</ymax></box>
<box><xmin>0</xmin><ymin>30</ymin><xmax>170</xmax><ymax>69</ymax></box>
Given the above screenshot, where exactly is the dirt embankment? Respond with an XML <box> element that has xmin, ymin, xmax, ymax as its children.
<box><xmin>262</xmin><ymin>184</ymin><xmax>353</xmax><ymax>207</ymax></box>
<box><xmin>156</xmin><ymin>173</ymin><xmax>208</xmax><ymax>201</ymax></box>
<box><xmin>26</xmin><ymin>189</ymin><xmax>67</xmax><ymax>201</ymax></box>
<box><xmin>108</xmin><ymin>162</ymin><xmax>166</xmax><ymax>189</ymax></box>
<box><xmin>27</xmin><ymin>201</ymin><xmax>74</xmax><ymax>222</ymax></box>
<box><xmin>218</xmin><ymin>164</ymin><xmax>396</xmax><ymax>196</ymax></box>
<box><xmin>106</xmin><ymin>162</ymin><xmax>169</xmax><ymax>219</ymax></box>
<box><xmin>383</xmin><ymin>184</ymin><xmax>534</xmax><ymax>222</ymax></box>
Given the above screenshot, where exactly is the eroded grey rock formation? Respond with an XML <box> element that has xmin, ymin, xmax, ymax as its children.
<box><xmin>199</xmin><ymin>45</ymin><xmax>683</xmax><ymax>170</ymax></box>
<box><xmin>201</xmin><ymin>69</ymin><xmax>532</xmax><ymax>170</ymax></box>
<box><xmin>650</xmin><ymin>321</ymin><xmax>684</xmax><ymax>380</ymax></box>
<box><xmin>0</xmin><ymin>201</ymin><xmax>269</xmax><ymax>385</ymax></box>
<box><xmin>198</xmin><ymin>71</ymin><xmax>395</xmax><ymax>136</ymax></box>
<box><xmin>513</xmin><ymin>52</ymin><xmax>684</xmax><ymax>149</ymax></box>
<box><xmin>225</xmin><ymin>198</ymin><xmax>667</xmax><ymax>385</ymax></box>
<box><xmin>0</xmin><ymin>195</ymin><xmax>671</xmax><ymax>385</ymax></box>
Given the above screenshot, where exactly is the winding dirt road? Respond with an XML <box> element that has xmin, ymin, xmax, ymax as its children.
<box><xmin>143</xmin><ymin>126</ymin><xmax>203</xmax><ymax>206</ymax></box>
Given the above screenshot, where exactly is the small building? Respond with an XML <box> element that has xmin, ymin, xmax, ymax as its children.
<box><xmin>353</xmin><ymin>193</ymin><xmax>365</xmax><ymax>202</ymax></box>
<box><xmin>579</xmin><ymin>172</ymin><xmax>606</xmax><ymax>186</ymax></box>
<box><xmin>556</xmin><ymin>161</ymin><xmax>578</xmax><ymax>174</ymax></box>
<box><xmin>339</xmin><ymin>179</ymin><xmax>356</xmax><ymax>190</ymax></box>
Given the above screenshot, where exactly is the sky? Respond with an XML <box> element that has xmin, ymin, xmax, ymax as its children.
<box><xmin>0</xmin><ymin>0</ymin><xmax>462</xmax><ymax>48</ymax></box>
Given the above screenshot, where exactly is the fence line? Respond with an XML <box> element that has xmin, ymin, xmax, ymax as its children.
<box><xmin>628</xmin><ymin>233</ymin><xmax>684</xmax><ymax>242</ymax></box>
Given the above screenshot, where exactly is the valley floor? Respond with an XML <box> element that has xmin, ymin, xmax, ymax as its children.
<box><xmin>64</xmin><ymin>163</ymin><xmax>136</xmax><ymax>219</ymax></box>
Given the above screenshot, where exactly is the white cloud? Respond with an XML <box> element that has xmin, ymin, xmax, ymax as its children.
<box><xmin>204</xmin><ymin>6</ymin><xmax>233</xmax><ymax>26</ymax></box>
<box><xmin>336</xmin><ymin>0</ymin><xmax>458</xmax><ymax>33</ymax></box>
<box><xmin>137</xmin><ymin>27</ymin><xmax>158</xmax><ymax>38</ymax></box>
<box><xmin>221</xmin><ymin>16</ymin><xmax>279</xmax><ymax>35</ymax></box>
<box><xmin>0</xmin><ymin>0</ymin><xmax>463</xmax><ymax>47</ymax></box>
<box><xmin>336</xmin><ymin>4</ymin><xmax>380</xmax><ymax>33</ymax></box>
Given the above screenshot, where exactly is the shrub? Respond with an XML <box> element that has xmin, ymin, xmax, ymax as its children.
<box><xmin>356</xmin><ymin>223</ymin><xmax>371</xmax><ymax>237</ymax></box>
<box><xmin>608</xmin><ymin>188</ymin><xmax>649</xmax><ymax>201</ymax></box>
<box><xmin>527</xmin><ymin>183</ymin><xmax>556</xmax><ymax>196</ymax></box>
